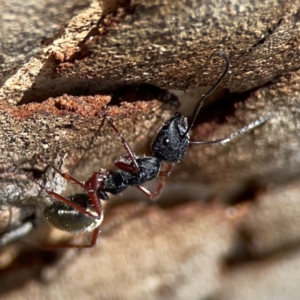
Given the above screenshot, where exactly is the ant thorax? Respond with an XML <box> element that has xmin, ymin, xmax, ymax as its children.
<box><xmin>102</xmin><ymin>156</ymin><xmax>161</xmax><ymax>195</ymax></box>
<box><xmin>151</xmin><ymin>113</ymin><xmax>189</xmax><ymax>162</ymax></box>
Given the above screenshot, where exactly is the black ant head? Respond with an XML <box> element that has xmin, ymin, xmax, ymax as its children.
<box><xmin>151</xmin><ymin>113</ymin><xmax>189</xmax><ymax>162</ymax></box>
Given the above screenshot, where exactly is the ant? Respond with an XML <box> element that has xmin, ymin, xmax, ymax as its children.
<box><xmin>35</xmin><ymin>50</ymin><xmax>270</xmax><ymax>248</ymax></box>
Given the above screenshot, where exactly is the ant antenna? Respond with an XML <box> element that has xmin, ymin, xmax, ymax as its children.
<box><xmin>181</xmin><ymin>49</ymin><xmax>230</xmax><ymax>137</ymax></box>
<box><xmin>189</xmin><ymin>114</ymin><xmax>272</xmax><ymax>145</ymax></box>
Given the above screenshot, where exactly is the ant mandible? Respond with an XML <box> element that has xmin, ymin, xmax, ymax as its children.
<box><xmin>36</xmin><ymin>50</ymin><xmax>270</xmax><ymax>248</ymax></box>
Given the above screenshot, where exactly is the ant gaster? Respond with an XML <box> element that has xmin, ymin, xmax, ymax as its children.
<box><xmin>36</xmin><ymin>50</ymin><xmax>270</xmax><ymax>248</ymax></box>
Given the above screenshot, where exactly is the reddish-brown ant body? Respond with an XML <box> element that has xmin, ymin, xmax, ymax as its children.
<box><xmin>35</xmin><ymin>50</ymin><xmax>270</xmax><ymax>247</ymax></box>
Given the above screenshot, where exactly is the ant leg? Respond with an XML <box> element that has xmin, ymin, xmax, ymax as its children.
<box><xmin>37</xmin><ymin>155</ymin><xmax>86</xmax><ymax>190</ymax></box>
<box><xmin>103</xmin><ymin>111</ymin><xmax>139</xmax><ymax>172</ymax></box>
<box><xmin>52</xmin><ymin>227</ymin><xmax>99</xmax><ymax>248</ymax></box>
<box><xmin>35</xmin><ymin>180</ymin><xmax>99</xmax><ymax>219</ymax></box>
<box><xmin>159</xmin><ymin>163</ymin><xmax>173</xmax><ymax>177</ymax></box>
<box><xmin>38</xmin><ymin>155</ymin><xmax>106</xmax><ymax>219</ymax></box>
<box><xmin>115</xmin><ymin>160</ymin><xmax>139</xmax><ymax>173</ymax></box>
<box><xmin>48</xmin><ymin>227</ymin><xmax>100</xmax><ymax>249</ymax></box>
<box><xmin>25</xmin><ymin>227</ymin><xmax>100</xmax><ymax>249</ymax></box>
<box><xmin>135</xmin><ymin>163</ymin><xmax>173</xmax><ymax>200</ymax></box>
<box><xmin>136</xmin><ymin>179</ymin><xmax>165</xmax><ymax>201</ymax></box>
<box><xmin>189</xmin><ymin>114</ymin><xmax>272</xmax><ymax>145</ymax></box>
<box><xmin>83</xmin><ymin>171</ymin><xmax>109</xmax><ymax>217</ymax></box>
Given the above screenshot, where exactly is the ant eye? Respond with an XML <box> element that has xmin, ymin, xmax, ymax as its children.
<box><xmin>163</xmin><ymin>138</ymin><xmax>170</xmax><ymax>146</ymax></box>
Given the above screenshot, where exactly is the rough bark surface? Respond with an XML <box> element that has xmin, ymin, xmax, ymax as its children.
<box><xmin>0</xmin><ymin>0</ymin><xmax>300</xmax><ymax>299</ymax></box>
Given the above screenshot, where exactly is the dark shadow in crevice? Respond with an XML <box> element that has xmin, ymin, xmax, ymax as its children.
<box><xmin>108</xmin><ymin>83</ymin><xmax>179</xmax><ymax>106</ymax></box>
<box><xmin>222</xmin><ymin>177</ymin><xmax>268</xmax><ymax>206</ymax></box>
<box><xmin>0</xmin><ymin>247</ymin><xmax>64</xmax><ymax>295</ymax></box>
<box><xmin>188</xmin><ymin>89</ymin><xmax>249</xmax><ymax>128</ymax></box>
<box><xmin>223</xmin><ymin>227</ymin><xmax>300</xmax><ymax>269</ymax></box>
<box><xmin>17</xmin><ymin>67</ymin><xmax>178</xmax><ymax>106</ymax></box>
<box><xmin>17</xmin><ymin>66</ymin><xmax>116</xmax><ymax>106</ymax></box>
<box><xmin>17</xmin><ymin>2</ymin><xmax>136</xmax><ymax>106</ymax></box>
<box><xmin>190</xmin><ymin>75</ymin><xmax>277</xmax><ymax>127</ymax></box>
<box><xmin>249</xmin><ymin>18</ymin><xmax>283</xmax><ymax>51</ymax></box>
<box><xmin>223</xmin><ymin>173</ymin><xmax>300</xmax><ymax>268</ymax></box>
